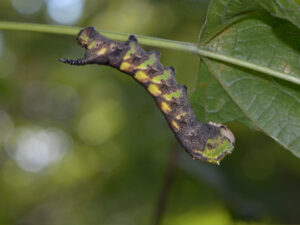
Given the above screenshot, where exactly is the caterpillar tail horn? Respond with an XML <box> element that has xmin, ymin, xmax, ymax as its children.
<box><xmin>58</xmin><ymin>58</ymin><xmax>88</xmax><ymax>66</ymax></box>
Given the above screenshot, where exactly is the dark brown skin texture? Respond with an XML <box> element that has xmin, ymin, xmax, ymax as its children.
<box><xmin>60</xmin><ymin>27</ymin><xmax>235</xmax><ymax>164</ymax></box>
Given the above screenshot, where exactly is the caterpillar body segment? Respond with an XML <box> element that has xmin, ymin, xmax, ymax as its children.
<box><xmin>60</xmin><ymin>27</ymin><xmax>235</xmax><ymax>164</ymax></box>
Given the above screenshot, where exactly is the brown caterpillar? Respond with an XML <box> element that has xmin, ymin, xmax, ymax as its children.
<box><xmin>59</xmin><ymin>27</ymin><xmax>235</xmax><ymax>164</ymax></box>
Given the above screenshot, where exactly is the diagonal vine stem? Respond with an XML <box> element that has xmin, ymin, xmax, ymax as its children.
<box><xmin>0</xmin><ymin>21</ymin><xmax>299</xmax><ymax>85</ymax></box>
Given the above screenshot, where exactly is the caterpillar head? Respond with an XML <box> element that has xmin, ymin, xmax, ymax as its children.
<box><xmin>78</xmin><ymin>27</ymin><xmax>112</xmax><ymax>60</ymax></box>
<box><xmin>77</xmin><ymin>27</ymin><xmax>101</xmax><ymax>48</ymax></box>
<box><xmin>59</xmin><ymin>27</ymin><xmax>111</xmax><ymax>65</ymax></box>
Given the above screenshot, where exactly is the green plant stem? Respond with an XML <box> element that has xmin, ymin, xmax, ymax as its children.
<box><xmin>0</xmin><ymin>21</ymin><xmax>299</xmax><ymax>85</ymax></box>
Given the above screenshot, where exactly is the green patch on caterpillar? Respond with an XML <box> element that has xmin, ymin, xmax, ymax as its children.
<box><xmin>59</xmin><ymin>27</ymin><xmax>235</xmax><ymax>165</ymax></box>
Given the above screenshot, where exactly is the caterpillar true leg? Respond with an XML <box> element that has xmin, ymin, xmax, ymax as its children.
<box><xmin>60</xmin><ymin>27</ymin><xmax>235</xmax><ymax>164</ymax></box>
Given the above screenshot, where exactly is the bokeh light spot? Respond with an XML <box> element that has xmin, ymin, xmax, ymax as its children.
<box><xmin>77</xmin><ymin>101</ymin><xmax>124</xmax><ymax>145</ymax></box>
<box><xmin>46</xmin><ymin>0</ymin><xmax>85</xmax><ymax>24</ymax></box>
<box><xmin>5</xmin><ymin>127</ymin><xmax>72</xmax><ymax>173</ymax></box>
<box><xmin>11</xmin><ymin>0</ymin><xmax>43</xmax><ymax>15</ymax></box>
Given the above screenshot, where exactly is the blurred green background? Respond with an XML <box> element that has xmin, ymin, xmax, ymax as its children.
<box><xmin>0</xmin><ymin>0</ymin><xmax>300</xmax><ymax>224</ymax></box>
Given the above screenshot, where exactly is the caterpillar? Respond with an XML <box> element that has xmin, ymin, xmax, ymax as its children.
<box><xmin>59</xmin><ymin>27</ymin><xmax>235</xmax><ymax>165</ymax></box>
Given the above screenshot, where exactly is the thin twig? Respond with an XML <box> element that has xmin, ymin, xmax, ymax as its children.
<box><xmin>152</xmin><ymin>144</ymin><xmax>179</xmax><ymax>225</ymax></box>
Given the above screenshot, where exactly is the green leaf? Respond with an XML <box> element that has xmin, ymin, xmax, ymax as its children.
<box><xmin>199</xmin><ymin>0</ymin><xmax>300</xmax><ymax>44</ymax></box>
<box><xmin>257</xmin><ymin>0</ymin><xmax>300</xmax><ymax>28</ymax></box>
<box><xmin>191</xmin><ymin>60</ymin><xmax>255</xmax><ymax>129</ymax></box>
<box><xmin>199</xmin><ymin>0</ymin><xmax>259</xmax><ymax>43</ymax></box>
<box><xmin>192</xmin><ymin>5</ymin><xmax>300</xmax><ymax>157</ymax></box>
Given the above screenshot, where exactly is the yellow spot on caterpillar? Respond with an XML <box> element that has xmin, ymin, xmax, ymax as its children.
<box><xmin>110</xmin><ymin>43</ymin><xmax>116</xmax><ymax>48</ymax></box>
<box><xmin>123</xmin><ymin>42</ymin><xmax>137</xmax><ymax>60</ymax></box>
<box><xmin>98</xmin><ymin>48</ymin><xmax>107</xmax><ymax>56</ymax></box>
<box><xmin>134</xmin><ymin>71</ymin><xmax>149</xmax><ymax>82</ymax></box>
<box><xmin>79</xmin><ymin>34</ymin><xmax>90</xmax><ymax>45</ymax></box>
<box><xmin>175</xmin><ymin>112</ymin><xmax>186</xmax><ymax>120</ymax></box>
<box><xmin>163</xmin><ymin>90</ymin><xmax>182</xmax><ymax>101</ymax></box>
<box><xmin>120</xmin><ymin>62</ymin><xmax>131</xmax><ymax>71</ymax></box>
<box><xmin>88</xmin><ymin>41</ymin><xmax>96</xmax><ymax>49</ymax></box>
<box><xmin>171</xmin><ymin>121</ymin><xmax>180</xmax><ymax>130</ymax></box>
<box><xmin>148</xmin><ymin>84</ymin><xmax>161</xmax><ymax>96</ymax></box>
<box><xmin>160</xmin><ymin>101</ymin><xmax>171</xmax><ymax>113</ymax></box>
<box><xmin>136</xmin><ymin>53</ymin><xmax>156</xmax><ymax>69</ymax></box>
<box><xmin>152</xmin><ymin>70</ymin><xmax>171</xmax><ymax>83</ymax></box>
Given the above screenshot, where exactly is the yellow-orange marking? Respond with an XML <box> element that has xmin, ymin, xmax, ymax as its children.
<box><xmin>147</xmin><ymin>84</ymin><xmax>161</xmax><ymax>96</ymax></box>
<box><xmin>98</xmin><ymin>47</ymin><xmax>107</xmax><ymax>56</ymax></box>
<box><xmin>160</xmin><ymin>101</ymin><xmax>171</xmax><ymax>113</ymax></box>
<box><xmin>134</xmin><ymin>71</ymin><xmax>149</xmax><ymax>82</ymax></box>
<box><xmin>120</xmin><ymin>62</ymin><xmax>131</xmax><ymax>71</ymax></box>
<box><xmin>172</xmin><ymin>121</ymin><xmax>180</xmax><ymax>130</ymax></box>
<box><xmin>175</xmin><ymin>112</ymin><xmax>186</xmax><ymax>120</ymax></box>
